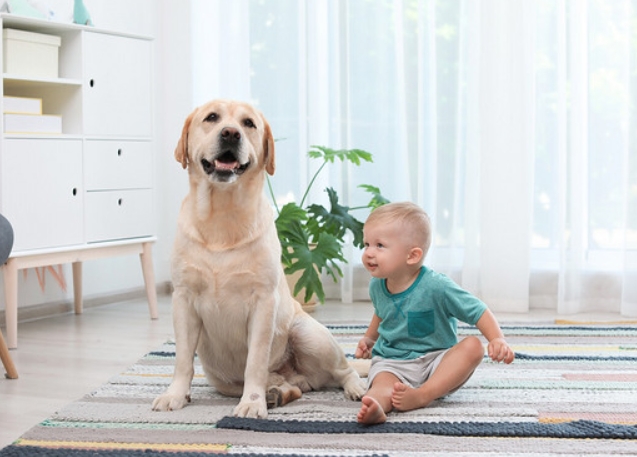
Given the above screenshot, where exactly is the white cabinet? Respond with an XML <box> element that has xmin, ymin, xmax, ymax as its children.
<box><xmin>0</xmin><ymin>15</ymin><xmax>155</xmax><ymax>250</ymax></box>
<box><xmin>0</xmin><ymin>15</ymin><xmax>158</xmax><ymax>349</ymax></box>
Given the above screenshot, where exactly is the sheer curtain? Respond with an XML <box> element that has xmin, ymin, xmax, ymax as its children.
<box><xmin>190</xmin><ymin>0</ymin><xmax>637</xmax><ymax>316</ymax></box>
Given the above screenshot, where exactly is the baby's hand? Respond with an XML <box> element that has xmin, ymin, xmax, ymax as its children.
<box><xmin>488</xmin><ymin>337</ymin><xmax>515</xmax><ymax>364</ymax></box>
<box><xmin>355</xmin><ymin>337</ymin><xmax>375</xmax><ymax>359</ymax></box>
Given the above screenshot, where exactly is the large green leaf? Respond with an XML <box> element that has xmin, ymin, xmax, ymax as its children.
<box><xmin>308</xmin><ymin>146</ymin><xmax>373</xmax><ymax>166</ymax></box>
<box><xmin>275</xmin><ymin>202</ymin><xmax>346</xmax><ymax>303</ymax></box>
<box><xmin>282</xmin><ymin>231</ymin><xmax>345</xmax><ymax>304</ymax></box>
<box><xmin>358</xmin><ymin>184</ymin><xmax>391</xmax><ymax>209</ymax></box>
<box><xmin>275</xmin><ymin>203</ymin><xmax>308</xmax><ymax>267</ymax></box>
<box><xmin>307</xmin><ymin>187</ymin><xmax>365</xmax><ymax>249</ymax></box>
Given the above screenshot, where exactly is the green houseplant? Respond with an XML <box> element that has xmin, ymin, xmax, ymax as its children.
<box><xmin>268</xmin><ymin>146</ymin><xmax>388</xmax><ymax>304</ymax></box>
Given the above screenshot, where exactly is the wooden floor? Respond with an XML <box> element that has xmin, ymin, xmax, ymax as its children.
<box><xmin>0</xmin><ymin>293</ymin><xmax>626</xmax><ymax>448</ymax></box>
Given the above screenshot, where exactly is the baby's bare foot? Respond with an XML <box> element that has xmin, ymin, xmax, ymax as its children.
<box><xmin>357</xmin><ymin>396</ymin><xmax>387</xmax><ymax>425</ymax></box>
<box><xmin>391</xmin><ymin>382</ymin><xmax>430</xmax><ymax>411</ymax></box>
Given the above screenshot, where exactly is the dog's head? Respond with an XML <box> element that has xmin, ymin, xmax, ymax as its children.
<box><xmin>175</xmin><ymin>99</ymin><xmax>275</xmax><ymax>183</ymax></box>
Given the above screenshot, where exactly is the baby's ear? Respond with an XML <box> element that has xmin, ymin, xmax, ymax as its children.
<box><xmin>407</xmin><ymin>247</ymin><xmax>424</xmax><ymax>265</ymax></box>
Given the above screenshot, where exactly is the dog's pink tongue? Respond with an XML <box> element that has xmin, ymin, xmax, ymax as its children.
<box><xmin>215</xmin><ymin>160</ymin><xmax>238</xmax><ymax>170</ymax></box>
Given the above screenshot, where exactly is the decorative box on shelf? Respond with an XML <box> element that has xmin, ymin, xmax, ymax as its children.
<box><xmin>3</xmin><ymin>95</ymin><xmax>61</xmax><ymax>134</ymax></box>
<box><xmin>3</xmin><ymin>95</ymin><xmax>42</xmax><ymax>115</ymax></box>
<box><xmin>3</xmin><ymin>112</ymin><xmax>62</xmax><ymax>134</ymax></box>
<box><xmin>2</xmin><ymin>28</ymin><xmax>61</xmax><ymax>78</ymax></box>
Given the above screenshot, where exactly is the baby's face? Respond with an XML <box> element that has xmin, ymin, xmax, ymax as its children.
<box><xmin>361</xmin><ymin>222</ymin><xmax>412</xmax><ymax>278</ymax></box>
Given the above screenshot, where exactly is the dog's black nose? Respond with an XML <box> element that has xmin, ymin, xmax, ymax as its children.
<box><xmin>220</xmin><ymin>127</ymin><xmax>241</xmax><ymax>144</ymax></box>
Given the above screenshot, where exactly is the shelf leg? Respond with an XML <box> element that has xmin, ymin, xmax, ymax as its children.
<box><xmin>140</xmin><ymin>242</ymin><xmax>158</xmax><ymax>319</ymax></box>
<box><xmin>2</xmin><ymin>258</ymin><xmax>18</xmax><ymax>349</ymax></box>
<box><xmin>72</xmin><ymin>261</ymin><xmax>83</xmax><ymax>314</ymax></box>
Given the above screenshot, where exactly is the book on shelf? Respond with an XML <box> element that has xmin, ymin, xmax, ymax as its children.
<box><xmin>3</xmin><ymin>96</ymin><xmax>42</xmax><ymax>115</ymax></box>
<box><xmin>4</xmin><ymin>113</ymin><xmax>62</xmax><ymax>134</ymax></box>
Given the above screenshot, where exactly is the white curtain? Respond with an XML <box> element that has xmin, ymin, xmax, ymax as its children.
<box><xmin>191</xmin><ymin>0</ymin><xmax>637</xmax><ymax>316</ymax></box>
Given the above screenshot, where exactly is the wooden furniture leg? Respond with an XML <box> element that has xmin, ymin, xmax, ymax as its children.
<box><xmin>140</xmin><ymin>242</ymin><xmax>158</xmax><ymax>319</ymax></box>
<box><xmin>0</xmin><ymin>326</ymin><xmax>18</xmax><ymax>379</ymax></box>
<box><xmin>2</xmin><ymin>258</ymin><xmax>18</xmax><ymax>349</ymax></box>
<box><xmin>72</xmin><ymin>261</ymin><xmax>83</xmax><ymax>314</ymax></box>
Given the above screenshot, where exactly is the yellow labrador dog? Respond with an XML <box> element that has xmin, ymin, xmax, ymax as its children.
<box><xmin>152</xmin><ymin>99</ymin><xmax>365</xmax><ymax>419</ymax></box>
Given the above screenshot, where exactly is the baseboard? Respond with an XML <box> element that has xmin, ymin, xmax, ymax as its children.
<box><xmin>0</xmin><ymin>281</ymin><xmax>172</xmax><ymax>325</ymax></box>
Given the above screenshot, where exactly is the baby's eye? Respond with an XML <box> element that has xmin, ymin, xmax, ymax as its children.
<box><xmin>376</xmin><ymin>243</ymin><xmax>384</xmax><ymax>249</ymax></box>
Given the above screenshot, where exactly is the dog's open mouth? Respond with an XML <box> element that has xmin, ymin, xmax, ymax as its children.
<box><xmin>201</xmin><ymin>151</ymin><xmax>250</xmax><ymax>176</ymax></box>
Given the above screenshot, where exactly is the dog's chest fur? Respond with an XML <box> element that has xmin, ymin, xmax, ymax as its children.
<box><xmin>173</xmin><ymin>195</ymin><xmax>282</xmax><ymax>306</ymax></box>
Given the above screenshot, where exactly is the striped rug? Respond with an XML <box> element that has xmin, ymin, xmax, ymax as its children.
<box><xmin>1</xmin><ymin>323</ymin><xmax>636</xmax><ymax>456</ymax></box>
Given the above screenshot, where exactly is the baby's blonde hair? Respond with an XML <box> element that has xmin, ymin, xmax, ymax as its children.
<box><xmin>366</xmin><ymin>202</ymin><xmax>432</xmax><ymax>261</ymax></box>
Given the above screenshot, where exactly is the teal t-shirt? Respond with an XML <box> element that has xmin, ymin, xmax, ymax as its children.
<box><xmin>370</xmin><ymin>266</ymin><xmax>487</xmax><ymax>360</ymax></box>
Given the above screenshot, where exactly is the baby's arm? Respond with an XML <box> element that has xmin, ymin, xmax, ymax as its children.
<box><xmin>355</xmin><ymin>314</ymin><xmax>381</xmax><ymax>359</ymax></box>
<box><xmin>475</xmin><ymin>309</ymin><xmax>515</xmax><ymax>364</ymax></box>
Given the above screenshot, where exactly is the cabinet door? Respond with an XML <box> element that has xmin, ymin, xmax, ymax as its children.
<box><xmin>83</xmin><ymin>32</ymin><xmax>152</xmax><ymax>137</ymax></box>
<box><xmin>1</xmin><ymin>139</ymin><xmax>83</xmax><ymax>251</ymax></box>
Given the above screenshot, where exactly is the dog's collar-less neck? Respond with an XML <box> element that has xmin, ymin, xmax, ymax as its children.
<box><xmin>186</xmin><ymin>187</ymin><xmax>272</xmax><ymax>252</ymax></box>
<box><xmin>196</xmin><ymin>220</ymin><xmax>269</xmax><ymax>252</ymax></box>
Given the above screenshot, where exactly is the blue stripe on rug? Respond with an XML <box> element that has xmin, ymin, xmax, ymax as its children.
<box><xmin>513</xmin><ymin>353</ymin><xmax>637</xmax><ymax>362</ymax></box>
<box><xmin>325</xmin><ymin>324</ymin><xmax>637</xmax><ymax>333</ymax></box>
<box><xmin>146</xmin><ymin>351</ymin><xmax>176</xmax><ymax>357</ymax></box>
<box><xmin>148</xmin><ymin>351</ymin><xmax>637</xmax><ymax>361</ymax></box>
<box><xmin>0</xmin><ymin>445</ymin><xmax>388</xmax><ymax>457</ymax></box>
<box><xmin>217</xmin><ymin>417</ymin><xmax>637</xmax><ymax>439</ymax></box>
<box><xmin>485</xmin><ymin>326</ymin><xmax>637</xmax><ymax>333</ymax></box>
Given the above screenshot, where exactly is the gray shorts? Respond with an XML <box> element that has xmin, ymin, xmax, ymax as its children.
<box><xmin>367</xmin><ymin>349</ymin><xmax>468</xmax><ymax>392</ymax></box>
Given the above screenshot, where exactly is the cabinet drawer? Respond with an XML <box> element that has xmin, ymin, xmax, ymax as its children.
<box><xmin>84</xmin><ymin>140</ymin><xmax>152</xmax><ymax>190</ymax></box>
<box><xmin>85</xmin><ymin>189</ymin><xmax>154</xmax><ymax>242</ymax></box>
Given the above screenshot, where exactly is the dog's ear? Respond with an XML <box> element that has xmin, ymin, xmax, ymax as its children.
<box><xmin>174</xmin><ymin>110</ymin><xmax>194</xmax><ymax>169</ymax></box>
<box><xmin>263</xmin><ymin>117</ymin><xmax>276</xmax><ymax>176</ymax></box>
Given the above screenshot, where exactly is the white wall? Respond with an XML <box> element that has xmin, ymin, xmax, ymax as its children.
<box><xmin>1</xmin><ymin>0</ymin><xmax>193</xmax><ymax>312</ymax></box>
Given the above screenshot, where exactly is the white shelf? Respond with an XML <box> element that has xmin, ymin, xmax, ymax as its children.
<box><xmin>9</xmin><ymin>236</ymin><xmax>157</xmax><ymax>258</ymax></box>
<box><xmin>3</xmin><ymin>133</ymin><xmax>82</xmax><ymax>140</ymax></box>
<box><xmin>3</xmin><ymin>74</ymin><xmax>83</xmax><ymax>88</ymax></box>
<box><xmin>0</xmin><ymin>13</ymin><xmax>152</xmax><ymax>40</ymax></box>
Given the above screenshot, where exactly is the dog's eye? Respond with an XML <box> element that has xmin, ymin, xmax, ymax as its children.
<box><xmin>204</xmin><ymin>112</ymin><xmax>219</xmax><ymax>123</ymax></box>
<box><xmin>243</xmin><ymin>118</ymin><xmax>256</xmax><ymax>128</ymax></box>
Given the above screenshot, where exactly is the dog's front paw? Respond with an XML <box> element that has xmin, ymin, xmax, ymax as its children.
<box><xmin>233</xmin><ymin>394</ymin><xmax>268</xmax><ymax>419</ymax></box>
<box><xmin>152</xmin><ymin>392</ymin><xmax>191</xmax><ymax>412</ymax></box>
<box><xmin>343</xmin><ymin>376</ymin><xmax>366</xmax><ymax>401</ymax></box>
